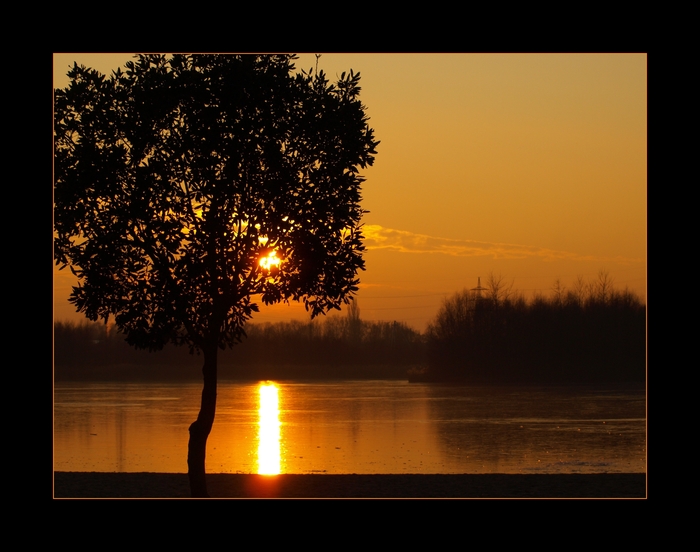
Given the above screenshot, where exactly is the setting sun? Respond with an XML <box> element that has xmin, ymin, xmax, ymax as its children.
<box><xmin>259</xmin><ymin>251</ymin><xmax>281</xmax><ymax>271</ymax></box>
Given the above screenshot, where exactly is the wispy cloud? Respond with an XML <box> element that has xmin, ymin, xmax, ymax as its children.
<box><xmin>362</xmin><ymin>225</ymin><xmax>642</xmax><ymax>263</ymax></box>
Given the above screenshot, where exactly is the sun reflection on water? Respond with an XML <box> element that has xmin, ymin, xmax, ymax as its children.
<box><xmin>257</xmin><ymin>382</ymin><xmax>281</xmax><ymax>475</ymax></box>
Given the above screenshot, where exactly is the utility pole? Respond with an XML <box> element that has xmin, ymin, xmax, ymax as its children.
<box><xmin>471</xmin><ymin>276</ymin><xmax>487</xmax><ymax>298</ymax></box>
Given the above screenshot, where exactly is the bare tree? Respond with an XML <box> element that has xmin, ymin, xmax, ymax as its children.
<box><xmin>551</xmin><ymin>278</ymin><xmax>566</xmax><ymax>307</ymax></box>
<box><xmin>594</xmin><ymin>269</ymin><xmax>614</xmax><ymax>304</ymax></box>
<box><xmin>486</xmin><ymin>272</ymin><xmax>514</xmax><ymax>306</ymax></box>
<box><xmin>568</xmin><ymin>275</ymin><xmax>587</xmax><ymax>307</ymax></box>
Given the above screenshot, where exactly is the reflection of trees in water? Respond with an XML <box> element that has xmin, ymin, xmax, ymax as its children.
<box><xmin>422</xmin><ymin>385</ymin><xmax>646</xmax><ymax>473</ymax></box>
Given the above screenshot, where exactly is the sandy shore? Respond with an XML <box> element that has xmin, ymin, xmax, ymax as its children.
<box><xmin>54</xmin><ymin>472</ymin><xmax>646</xmax><ymax>499</ymax></box>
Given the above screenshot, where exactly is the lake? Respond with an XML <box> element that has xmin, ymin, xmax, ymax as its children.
<box><xmin>54</xmin><ymin>379</ymin><xmax>646</xmax><ymax>474</ymax></box>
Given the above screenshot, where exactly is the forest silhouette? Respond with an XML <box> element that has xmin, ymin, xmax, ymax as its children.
<box><xmin>54</xmin><ymin>302</ymin><xmax>423</xmax><ymax>381</ymax></box>
<box><xmin>423</xmin><ymin>272</ymin><xmax>645</xmax><ymax>384</ymax></box>
<box><xmin>55</xmin><ymin>272</ymin><xmax>645</xmax><ymax>385</ymax></box>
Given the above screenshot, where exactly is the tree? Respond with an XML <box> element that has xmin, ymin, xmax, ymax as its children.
<box><xmin>54</xmin><ymin>54</ymin><xmax>379</xmax><ymax>496</ymax></box>
<box><xmin>485</xmin><ymin>272</ymin><xmax>513</xmax><ymax>306</ymax></box>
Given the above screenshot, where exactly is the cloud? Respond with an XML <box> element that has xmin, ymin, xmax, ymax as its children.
<box><xmin>362</xmin><ymin>225</ymin><xmax>642</xmax><ymax>263</ymax></box>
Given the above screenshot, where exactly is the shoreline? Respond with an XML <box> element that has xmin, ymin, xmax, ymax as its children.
<box><xmin>54</xmin><ymin>472</ymin><xmax>646</xmax><ymax>499</ymax></box>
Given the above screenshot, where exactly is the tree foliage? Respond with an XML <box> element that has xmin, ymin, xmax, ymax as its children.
<box><xmin>54</xmin><ymin>54</ymin><xmax>379</xmax><ymax>354</ymax></box>
<box><xmin>54</xmin><ymin>54</ymin><xmax>378</xmax><ymax>496</ymax></box>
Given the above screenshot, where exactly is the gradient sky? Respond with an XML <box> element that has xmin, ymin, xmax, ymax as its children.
<box><xmin>53</xmin><ymin>53</ymin><xmax>647</xmax><ymax>331</ymax></box>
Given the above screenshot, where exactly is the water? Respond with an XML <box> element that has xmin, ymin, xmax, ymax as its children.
<box><xmin>53</xmin><ymin>379</ymin><xmax>646</xmax><ymax>474</ymax></box>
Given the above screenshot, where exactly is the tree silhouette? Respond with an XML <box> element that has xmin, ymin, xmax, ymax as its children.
<box><xmin>425</xmin><ymin>274</ymin><xmax>645</xmax><ymax>384</ymax></box>
<box><xmin>54</xmin><ymin>54</ymin><xmax>378</xmax><ymax>496</ymax></box>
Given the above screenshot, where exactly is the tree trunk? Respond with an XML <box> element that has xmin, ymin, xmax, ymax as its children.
<box><xmin>188</xmin><ymin>342</ymin><xmax>218</xmax><ymax>497</ymax></box>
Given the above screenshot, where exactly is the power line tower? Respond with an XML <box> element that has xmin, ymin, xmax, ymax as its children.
<box><xmin>471</xmin><ymin>276</ymin><xmax>487</xmax><ymax>298</ymax></box>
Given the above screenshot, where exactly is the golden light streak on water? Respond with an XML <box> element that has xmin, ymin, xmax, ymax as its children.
<box><xmin>257</xmin><ymin>382</ymin><xmax>281</xmax><ymax>475</ymax></box>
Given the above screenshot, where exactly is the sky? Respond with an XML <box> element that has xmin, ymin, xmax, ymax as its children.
<box><xmin>53</xmin><ymin>53</ymin><xmax>647</xmax><ymax>331</ymax></box>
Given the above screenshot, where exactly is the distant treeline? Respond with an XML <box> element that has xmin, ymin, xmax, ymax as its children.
<box><xmin>53</xmin><ymin>301</ymin><xmax>425</xmax><ymax>381</ymax></box>
<box><xmin>54</xmin><ymin>271</ymin><xmax>646</xmax><ymax>384</ymax></box>
<box><xmin>231</xmin><ymin>302</ymin><xmax>425</xmax><ymax>379</ymax></box>
<box><xmin>422</xmin><ymin>272</ymin><xmax>646</xmax><ymax>384</ymax></box>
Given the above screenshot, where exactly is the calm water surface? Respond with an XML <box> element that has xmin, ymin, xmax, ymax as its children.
<box><xmin>54</xmin><ymin>379</ymin><xmax>646</xmax><ymax>474</ymax></box>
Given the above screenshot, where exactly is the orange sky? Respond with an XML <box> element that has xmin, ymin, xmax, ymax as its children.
<box><xmin>53</xmin><ymin>53</ymin><xmax>647</xmax><ymax>331</ymax></box>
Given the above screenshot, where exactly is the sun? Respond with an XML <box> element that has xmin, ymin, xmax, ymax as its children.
<box><xmin>259</xmin><ymin>250</ymin><xmax>281</xmax><ymax>271</ymax></box>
